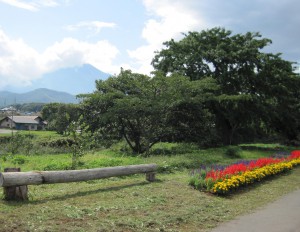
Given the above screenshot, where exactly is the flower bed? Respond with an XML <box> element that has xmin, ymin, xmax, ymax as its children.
<box><xmin>189</xmin><ymin>150</ymin><xmax>300</xmax><ymax>195</ymax></box>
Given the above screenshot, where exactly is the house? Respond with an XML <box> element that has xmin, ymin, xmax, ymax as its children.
<box><xmin>0</xmin><ymin>116</ymin><xmax>47</xmax><ymax>130</ymax></box>
<box><xmin>0</xmin><ymin>107</ymin><xmax>17</xmax><ymax>114</ymax></box>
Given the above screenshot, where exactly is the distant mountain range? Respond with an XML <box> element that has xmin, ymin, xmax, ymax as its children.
<box><xmin>0</xmin><ymin>64</ymin><xmax>111</xmax><ymax>106</ymax></box>
<box><xmin>5</xmin><ymin>64</ymin><xmax>111</xmax><ymax>95</ymax></box>
<box><xmin>0</xmin><ymin>88</ymin><xmax>79</xmax><ymax>106</ymax></box>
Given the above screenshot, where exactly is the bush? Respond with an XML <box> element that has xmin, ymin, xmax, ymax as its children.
<box><xmin>150</xmin><ymin>142</ymin><xmax>199</xmax><ymax>156</ymax></box>
<box><xmin>43</xmin><ymin>162</ymin><xmax>71</xmax><ymax>171</ymax></box>
<box><xmin>224</xmin><ymin>146</ymin><xmax>242</xmax><ymax>158</ymax></box>
<box><xmin>12</xmin><ymin>155</ymin><xmax>27</xmax><ymax>165</ymax></box>
<box><xmin>39</xmin><ymin>138</ymin><xmax>76</xmax><ymax>148</ymax></box>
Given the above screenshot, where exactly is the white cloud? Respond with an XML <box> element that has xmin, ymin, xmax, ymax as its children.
<box><xmin>37</xmin><ymin>0</ymin><xmax>59</xmax><ymax>7</ymax></box>
<box><xmin>128</xmin><ymin>0</ymin><xmax>205</xmax><ymax>74</ymax></box>
<box><xmin>0</xmin><ymin>0</ymin><xmax>38</xmax><ymax>11</ymax></box>
<box><xmin>65</xmin><ymin>21</ymin><xmax>116</xmax><ymax>34</ymax></box>
<box><xmin>0</xmin><ymin>30</ymin><xmax>42</xmax><ymax>88</ymax></box>
<box><xmin>128</xmin><ymin>0</ymin><xmax>300</xmax><ymax>75</ymax></box>
<box><xmin>0</xmin><ymin>0</ymin><xmax>59</xmax><ymax>11</ymax></box>
<box><xmin>0</xmin><ymin>29</ymin><xmax>119</xmax><ymax>89</ymax></box>
<box><xmin>42</xmin><ymin>38</ymin><xmax>119</xmax><ymax>74</ymax></box>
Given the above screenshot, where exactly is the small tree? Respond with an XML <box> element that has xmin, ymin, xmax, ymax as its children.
<box><xmin>67</xmin><ymin>119</ymin><xmax>90</xmax><ymax>169</ymax></box>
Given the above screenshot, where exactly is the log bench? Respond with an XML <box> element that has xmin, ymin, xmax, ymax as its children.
<box><xmin>0</xmin><ymin>164</ymin><xmax>157</xmax><ymax>201</ymax></box>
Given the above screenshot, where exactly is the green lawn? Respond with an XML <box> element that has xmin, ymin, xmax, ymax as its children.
<box><xmin>0</xmin><ymin>137</ymin><xmax>299</xmax><ymax>231</ymax></box>
<box><xmin>0</xmin><ymin>168</ymin><xmax>299</xmax><ymax>232</ymax></box>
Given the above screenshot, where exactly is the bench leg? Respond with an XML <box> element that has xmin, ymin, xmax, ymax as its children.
<box><xmin>4</xmin><ymin>167</ymin><xmax>28</xmax><ymax>201</ymax></box>
<box><xmin>4</xmin><ymin>185</ymin><xmax>28</xmax><ymax>201</ymax></box>
<box><xmin>146</xmin><ymin>172</ymin><xmax>156</xmax><ymax>182</ymax></box>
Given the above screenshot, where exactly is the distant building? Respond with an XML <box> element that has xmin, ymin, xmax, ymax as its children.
<box><xmin>0</xmin><ymin>106</ymin><xmax>17</xmax><ymax>114</ymax></box>
<box><xmin>0</xmin><ymin>116</ymin><xmax>47</xmax><ymax>130</ymax></box>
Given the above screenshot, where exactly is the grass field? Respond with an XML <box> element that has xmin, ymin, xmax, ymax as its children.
<box><xmin>0</xmin><ymin>169</ymin><xmax>299</xmax><ymax>232</ymax></box>
<box><xmin>0</xmin><ymin>131</ymin><xmax>299</xmax><ymax>231</ymax></box>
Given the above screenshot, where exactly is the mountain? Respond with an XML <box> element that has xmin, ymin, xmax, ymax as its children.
<box><xmin>6</xmin><ymin>64</ymin><xmax>110</xmax><ymax>95</ymax></box>
<box><xmin>0</xmin><ymin>88</ymin><xmax>78</xmax><ymax>106</ymax></box>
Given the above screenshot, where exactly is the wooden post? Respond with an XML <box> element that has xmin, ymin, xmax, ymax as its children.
<box><xmin>146</xmin><ymin>172</ymin><xmax>156</xmax><ymax>182</ymax></box>
<box><xmin>3</xmin><ymin>168</ymin><xmax>28</xmax><ymax>201</ymax></box>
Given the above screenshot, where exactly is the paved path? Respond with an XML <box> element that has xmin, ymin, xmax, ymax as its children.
<box><xmin>211</xmin><ymin>188</ymin><xmax>300</xmax><ymax>232</ymax></box>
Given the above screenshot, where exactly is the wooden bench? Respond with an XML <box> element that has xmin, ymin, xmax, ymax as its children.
<box><xmin>0</xmin><ymin>164</ymin><xmax>157</xmax><ymax>201</ymax></box>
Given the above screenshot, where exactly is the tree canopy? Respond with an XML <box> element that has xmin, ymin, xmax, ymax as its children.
<box><xmin>80</xmin><ymin>69</ymin><xmax>217</xmax><ymax>153</ymax></box>
<box><xmin>152</xmin><ymin>27</ymin><xmax>300</xmax><ymax>144</ymax></box>
<box><xmin>41</xmin><ymin>103</ymin><xmax>81</xmax><ymax>135</ymax></box>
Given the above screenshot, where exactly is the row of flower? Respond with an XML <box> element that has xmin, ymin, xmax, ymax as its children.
<box><xmin>189</xmin><ymin>150</ymin><xmax>300</xmax><ymax>195</ymax></box>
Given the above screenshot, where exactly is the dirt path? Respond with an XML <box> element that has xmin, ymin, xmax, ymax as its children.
<box><xmin>0</xmin><ymin>129</ymin><xmax>16</xmax><ymax>134</ymax></box>
<box><xmin>211</xmin><ymin>188</ymin><xmax>300</xmax><ymax>232</ymax></box>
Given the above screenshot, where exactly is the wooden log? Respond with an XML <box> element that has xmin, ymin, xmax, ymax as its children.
<box><xmin>0</xmin><ymin>164</ymin><xmax>157</xmax><ymax>187</ymax></box>
<box><xmin>3</xmin><ymin>168</ymin><xmax>28</xmax><ymax>201</ymax></box>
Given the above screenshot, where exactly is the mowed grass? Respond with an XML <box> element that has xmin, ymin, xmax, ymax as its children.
<box><xmin>0</xmin><ymin>168</ymin><xmax>300</xmax><ymax>232</ymax></box>
<box><xmin>0</xmin><ymin>131</ymin><xmax>299</xmax><ymax>231</ymax></box>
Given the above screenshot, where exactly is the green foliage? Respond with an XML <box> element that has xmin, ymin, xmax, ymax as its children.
<box><xmin>43</xmin><ymin>162</ymin><xmax>71</xmax><ymax>171</ymax></box>
<box><xmin>150</xmin><ymin>143</ymin><xmax>199</xmax><ymax>156</ymax></box>
<box><xmin>224</xmin><ymin>146</ymin><xmax>242</xmax><ymax>158</ymax></box>
<box><xmin>39</xmin><ymin>137</ymin><xmax>76</xmax><ymax>148</ymax></box>
<box><xmin>14</xmin><ymin>103</ymin><xmax>46</xmax><ymax>113</ymax></box>
<box><xmin>189</xmin><ymin>175</ymin><xmax>217</xmax><ymax>191</ymax></box>
<box><xmin>12</xmin><ymin>155</ymin><xmax>27</xmax><ymax>165</ymax></box>
<box><xmin>152</xmin><ymin>27</ymin><xmax>300</xmax><ymax>145</ymax></box>
<box><xmin>1</xmin><ymin>133</ymin><xmax>34</xmax><ymax>156</ymax></box>
<box><xmin>41</xmin><ymin>103</ymin><xmax>81</xmax><ymax>135</ymax></box>
<box><xmin>67</xmin><ymin>119</ymin><xmax>92</xmax><ymax>169</ymax></box>
<box><xmin>80</xmin><ymin>69</ymin><xmax>217</xmax><ymax>153</ymax></box>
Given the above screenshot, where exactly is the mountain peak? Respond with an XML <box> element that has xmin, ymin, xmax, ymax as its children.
<box><xmin>3</xmin><ymin>64</ymin><xmax>110</xmax><ymax>95</ymax></box>
<box><xmin>35</xmin><ymin>64</ymin><xmax>110</xmax><ymax>95</ymax></box>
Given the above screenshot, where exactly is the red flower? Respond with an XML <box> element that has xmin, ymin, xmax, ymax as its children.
<box><xmin>289</xmin><ymin>150</ymin><xmax>300</xmax><ymax>160</ymax></box>
<box><xmin>206</xmin><ymin>157</ymin><xmax>284</xmax><ymax>180</ymax></box>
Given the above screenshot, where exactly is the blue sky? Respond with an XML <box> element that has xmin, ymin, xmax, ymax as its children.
<box><xmin>0</xmin><ymin>0</ymin><xmax>299</xmax><ymax>91</ymax></box>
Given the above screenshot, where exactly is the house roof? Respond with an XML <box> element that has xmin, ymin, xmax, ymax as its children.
<box><xmin>7</xmin><ymin>116</ymin><xmax>44</xmax><ymax>124</ymax></box>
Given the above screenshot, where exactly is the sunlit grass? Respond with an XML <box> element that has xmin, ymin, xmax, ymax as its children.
<box><xmin>0</xmin><ymin>140</ymin><xmax>299</xmax><ymax>231</ymax></box>
<box><xmin>0</xmin><ymin>167</ymin><xmax>299</xmax><ymax>232</ymax></box>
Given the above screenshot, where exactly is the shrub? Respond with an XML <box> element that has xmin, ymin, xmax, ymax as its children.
<box><xmin>43</xmin><ymin>162</ymin><xmax>71</xmax><ymax>171</ymax></box>
<box><xmin>224</xmin><ymin>146</ymin><xmax>242</xmax><ymax>158</ymax></box>
<box><xmin>43</xmin><ymin>138</ymin><xmax>76</xmax><ymax>148</ymax></box>
<box><xmin>12</xmin><ymin>155</ymin><xmax>27</xmax><ymax>165</ymax></box>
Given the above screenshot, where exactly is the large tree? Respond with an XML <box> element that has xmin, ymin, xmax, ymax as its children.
<box><xmin>152</xmin><ymin>27</ymin><xmax>300</xmax><ymax>144</ymax></box>
<box><xmin>80</xmin><ymin>69</ymin><xmax>216</xmax><ymax>153</ymax></box>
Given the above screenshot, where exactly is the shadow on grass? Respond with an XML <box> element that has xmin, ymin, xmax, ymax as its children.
<box><xmin>2</xmin><ymin>179</ymin><xmax>163</xmax><ymax>205</ymax></box>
